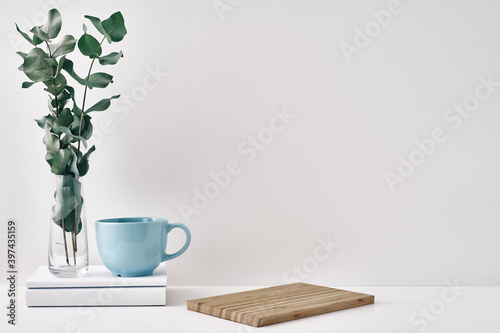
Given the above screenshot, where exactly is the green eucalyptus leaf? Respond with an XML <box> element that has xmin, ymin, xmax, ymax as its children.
<box><xmin>57</xmin><ymin>101</ymin><xmax>68</xmax><ymax>115</ymax></box>
<box><xmin>35</xmin><ymin>116</ymin><xmax>48</xmax><ymax>129</ymax></box>
<box><xmin>72</xmin><ymin>101</ymin><xmax>83</xmax><ymax>115</ymax></box>
<box><xmin>55</xmin><ymin>56</ymin><xmax>66</xmax><ymax>77</ymax></box>
<box><xmin>84</xmin><ymin>16</ymin><xmax>106</xmax><ymax>35</ymax></box>
<box><xmin>77</xmin><ymin>145</ymin><xmax>95</xmax><ymax>177</ymax></box>
<box><xmin>61</xmin><ymin>59</ymin><xmax>91</xmax><ymax>87</ymax></box>
<box><xmin>45</xmin><ymin>114</ymin><xmax>56</xmax><ymax>127</ymax></box>
<box><xmin>85</xmin><ymin>95</ymin><xmax>120</xmax><ymax>113</ymax></box>
<box><xmin>61</xmin><ymin>175</ymin><xmax>83</xmax><ymax>202</ymax></box>
<box><xmin>36</xmin><ymin>114</ymin><xmax>56</xmax><ymax>130</ymax></box>
<box><xmin>70</xmin><ymin>114</ymin><xmax>80</xmax><ymax>132</ymax></box>
<box><xmin>65</xmin><ymin>86</ymin><xmax>76</xmax><ymax>100</ymax></box>
<box><xmin>67</xmin><ymin>148</ymin><xmax>80</xmax><ymax>176</ymax></box>
<box><xmin>43</xmin><ymin>8</ymin><xmax>62</xmax><ymax>39</ymax></box>
<box><xmin>54</xmin><ymin>208</ymin><xmax>82</xmax><ymax>233</ymax></box>
<box><xmin>59</xmin><ymin>126</ymin><xmax>73</xmax><ymax>148</ymax></box>
<box><xmin>22</xmin><ymin>81</ymin><xmax>37</xmax><ymax>88</ymax></box>
<box><xmin>87</xmin><ymin>72</ymin><xmax>113</xmax><ymax>89</ymax></box>
<box><xmin>21</xmin><ymin>48</ymin><xmax>53</xmax><ymax>82</ymax></box>
<box><xmin>81</xmin><ymin>116</ymin><xmax>93</xmax><ymax>140</ymax></box>
<box><xmin>59</xmin><ymin>126</ymin><xmax>88</xmax><ymax>149</ymax></box>
<box><xmin>53</xmin><ymin>207</ymin><xmax>83</xmax><ymax>233</ymax></box>
<box><xmin>82</xmin><ymin>23</ymin><xmax>87</xmax><ymax>33</ymax></box>
<box><xmin>31</xmin><ymin>8</ymin><xmax>62</xmax><ymax>41</ymax></box>
<box><xmin>44</xmin><ymin>73</ymin><xmax>67</xmax><ymax>96</ymax></box>
<box><xmin>17</xmin><ymin>52</ymin><xmax>27</xmax><ymax>72</ymax></box>
<box><xmin>54</xmin><ymin>107</ymin><xmax>74</xmax><ymax>131</ymax></box>
<box><xmin>51</xmin><ymin>148</ymin><xmax>72</xmax><ymax>175</ymax></box>
<box><xmin>48</xmin><ymin>97</ymin><xmax>54</xmax><ymax>113</ymax></box>
<box><xmin>51</xmin><ymin>35</ymin><xmax>77</xmax><ymax>58</ymax></box>
<box><xmin>65</xmin><ymin>86</ymin><xmax>82</xmax><ymax>115</ymax></box>
<box><xmin>98</xmin><ymin>51</ymin><xmax>123</xmax><ymax>66</ymax></box>
<box><xmin>52</xmin><ymin>87</ymin><xmax>72</xmax><ymax>108</ymax></box>
<box><xmin>16</xmin><ymin>51</ymin><xmax>28</xmax><ymax>60</ymax></box>
<box><xmin>30</xmin><ymin>26</ymin><xmax>50</xmax><ymax>42</ymax></box>
<box><xmin>101</xmin><ymin>12</ymin><xmax>127</xmax><ymax>43</ymax></box>
<box><xmin>64</xmin><ymin>86</ymin><xmax>78</xmax><ymax>107</ymax></box>
<box><xmin>45</xmin><ymin>85</ymin><xmax>66</xmax><ymax>96</ymax></box>
<box><xmin>83</xmin><ymin>145</ymin><xmax>95</xmax><ymax>159</ymax></box>
<box><xmin>50</xmin><ymin>91</ymin><xmax>70</xmax><ymax>117</ymax></box>
<box><xmin>52</xmin><ymin>176</ymin><xmax>83</xmax><ymax>233</ymax></box>
<box><xmin>32</xmin><ymin>35</ymin><xmax>43</xmax><ymax>46</ymax></box>
<box><xmin>43</xmin><ymin>72</ymin><xmax>66</xmax><ymax>88</ymax></box>
<box><xmin>47</xmin><ymin>57</ymin><xmax>57</xmax><ymax>67</ymax></box>
<box><xmin>71</xmin><ymin>114</ymin><xmax>93</xmax><ymax>140</ymax></box>
<box><xmin>78</xmin><ymin>33</ymin><xmax>102</xmax><ymax>57</ymax></box>
<box><xmin>45</xmin><ymin>151</ymin><xmax>55</xmax><ymax>165</ymax></box>
<box><xmin>15</xmin><ymin>24</ymin><xmax>34</xmax><ymax>45</ymax></box>
<box><xmin>43</xmin><ymin>122</ymin><xmax>60</xmax><ymax>155</ymax></box>
<box><xmin>52</xmin><ymin>185</ymin><xmax>78</xmax><ymax>222</ymax></box>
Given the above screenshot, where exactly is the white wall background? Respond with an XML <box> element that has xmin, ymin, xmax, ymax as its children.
<box><xmin>1</xmin><ymin>0</ymin><xmax>499</xmax><ymax>286</ymax></box>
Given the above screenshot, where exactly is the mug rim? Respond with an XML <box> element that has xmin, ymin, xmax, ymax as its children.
<box><xmin>95</xmin><ymin>217</ymin><xmax>167</xmax><ymax>224</ymax></box>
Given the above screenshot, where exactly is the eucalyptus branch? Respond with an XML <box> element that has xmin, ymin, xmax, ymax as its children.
<box><xmin>46</xmin><ymin>40</ymin><xmax>71</xmax><ymax>266</ymax></box>
<box><xmin>15</xmin><ymin>9</ymin><xmax>127</xmax><ymax>268</ymax></box>
<box><xmin>77</xmin><ymin>35</ymin><xmax>106</xmax><ymax>151</ymax></box>
<box><xmin>61</xmin><ymin>217</ymin><xmax>70</xmax><ymax>265</ymax></box>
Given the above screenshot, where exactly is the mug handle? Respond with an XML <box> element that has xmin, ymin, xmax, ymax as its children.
<box><xmin>161</xmin><ymin>222</ymin><xmax>191</xmax><ymax>261</ymax></box>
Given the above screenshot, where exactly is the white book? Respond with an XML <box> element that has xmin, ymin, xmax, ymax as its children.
<box><xmin>26</xmin><ymin>286</ymin><xmax>166</xmax><ymax>307</ymax></box>
<box><xmin>25</xmin><ymin>265</ymin><xmax>167</xmax><ymax>307</ymax></box>
<box><xmin>26</xmin><ymin>264</ymin><xmax>167</xmax><ymax>289</ymax></box>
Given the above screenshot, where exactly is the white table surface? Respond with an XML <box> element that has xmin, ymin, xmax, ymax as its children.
<box><xmin>1</xmin><ymin>285</ymin><xmax>499</xmax><ymax>333</ymax></box>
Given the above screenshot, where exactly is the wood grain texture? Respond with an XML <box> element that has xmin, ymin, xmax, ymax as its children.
<box><xmin>187</xmin><ymin>283</ymin><xmax>374</xmax><ymax>327</ymax></box>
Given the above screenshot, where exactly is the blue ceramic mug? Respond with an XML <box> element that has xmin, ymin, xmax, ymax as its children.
<box><xmin>95</xmin><ymin>217</ymin><xmax>191</xmax><ymax>277</ymax></box>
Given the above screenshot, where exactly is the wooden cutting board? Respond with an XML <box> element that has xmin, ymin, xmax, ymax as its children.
<box><xmin>187</xmin><ymin>283</ymin><xmax>374</xmax><ymax>327</ymax></box>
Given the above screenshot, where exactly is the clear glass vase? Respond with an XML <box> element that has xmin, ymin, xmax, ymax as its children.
<box><xmin>48</xmin><ymin>175</ymin><xmax>89</xmax><ymax>277</ymax></box>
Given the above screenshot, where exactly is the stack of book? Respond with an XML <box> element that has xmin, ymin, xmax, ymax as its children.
<box><xmin>26</xmin><ymin>264</ymin><xmax>167</xmax><ymax>307</ymax></box>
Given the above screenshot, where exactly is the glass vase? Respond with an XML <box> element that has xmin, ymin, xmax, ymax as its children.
<box><xmin>48</xmin><ymin>174</ymin><xmax>89</xmax><ymax>277</ymax></box>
